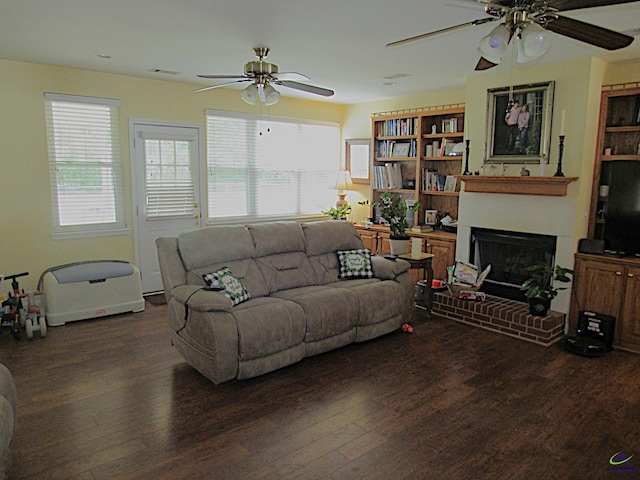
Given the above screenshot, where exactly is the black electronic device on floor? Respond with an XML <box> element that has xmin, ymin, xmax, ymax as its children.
<box><xmin>564</xmin><ymin>311</ymin><xmax>616</xmax><ymax>357</ymax></box>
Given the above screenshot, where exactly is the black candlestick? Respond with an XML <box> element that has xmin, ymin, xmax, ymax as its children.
<box><xmin>463</xmin><ymin>139</ymin><xmax>471</xmax><ymax>175</ymax></box>
<box><xmin>554</xmin><ymin>135</ymin><xmax>565</xmax><ymax>177</ymax></box>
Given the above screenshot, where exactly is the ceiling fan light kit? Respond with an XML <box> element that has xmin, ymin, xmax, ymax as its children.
<box><xmin>196</xmin><ymin>47</ymin><xmax>334</xmax><ymax>103</ymax></box>
<box><xmin>387</xmin><ymin>0</ymin><xmax>636</xmax><ymax>71</ymax></box>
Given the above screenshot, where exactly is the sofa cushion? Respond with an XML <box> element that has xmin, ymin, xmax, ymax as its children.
<box><xmin>302</xmin><ymin>221</ymin><xmax>363</xmax><ymax>256</ymax></box>
<box><xmin>272</xmin><ymin>285</ymin><xmax>359</xmax><ymax>342</ymax></box>
<box><xmin>337</xmin><ymin>249</ymin><xmax>374</xmax><ymax>279</ymax></box>
<box><xmin>178</xmin><ymin>225</ymin><xmax>255</xmax><ymax>271</ymax></box>
<box><xmin>232</xmin><ymin>297</ymin><xmax>306</xmax><ymax>360</ymax></box>
<box><xmin>190</xmin><ymin>258</ymin><xmax>269</xmax><ymax>299</ymax></box>
<box><xmin>203</xmin><ymin>267</ymin><xmax>251</xmax><ymax>306</ymax></box>
<box><xmin>248</xmin><ymin>222</ymin><xmax>306</xmax><ymax>257</ymax></box>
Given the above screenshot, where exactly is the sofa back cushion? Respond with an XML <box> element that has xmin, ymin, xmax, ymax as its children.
<box><xmin>249</xmin><ymin>222</ymin><xmax>317</xmax><ymax>293</ymax></box>
<box><xmin>302</xmin><ymin>221</ymin><xmax>365</xmax><ymax>285</ymax></box>
<box><xmin>178</xmin><ymin>225</ymin><xmax>269</xmax><ymax>298</ymax></box>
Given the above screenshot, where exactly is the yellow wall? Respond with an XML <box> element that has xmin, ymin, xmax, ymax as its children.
<box><xmin>0</xmin><ymin>59</ymin><xmax>343</xmax><ymax>291</ymax></box>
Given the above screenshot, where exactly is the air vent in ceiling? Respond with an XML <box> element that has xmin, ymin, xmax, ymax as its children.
<box><xmin>149</xmin><ymin>68</ymin><xmax>181</xmax><ymax>75</ymax></box>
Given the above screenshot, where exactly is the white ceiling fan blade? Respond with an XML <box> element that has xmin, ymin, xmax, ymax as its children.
<box><xmin>278</xmin><ymin>81</ymin><xmax>334</xmax><ymax>97</ymax></box>
<box><xmin>197</xmin><ymin>74</ymin><xmax>248</xmax><ymax>80</ymax></box>
<box><xmin>272</xmin><ymin>71</ymin><xmax>311</xmax><ymax>82</ymax></box>
<box><xmin>193</xmin><ymin>79</ymin><xmax>250</xmax><ymax>93</ymax></box>
<box><xmin>386</xmin><ymin>17</ymin><xmax>497</xmax><ymax>47</ymax></box>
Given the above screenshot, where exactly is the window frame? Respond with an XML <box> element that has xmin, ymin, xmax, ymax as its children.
<box><xmin>44</xmin><ymin>93</ymin><xmax>129</xmax><ymax>239</ymax></box>
<box><xmin>205</xmin><ymin>109</ymin><xmax>340</xmax><ymax>224</ymax></box>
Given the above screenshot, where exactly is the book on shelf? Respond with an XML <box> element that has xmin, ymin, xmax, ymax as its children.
<box><xmin>373</xmin><ymin>163</ymin><xmax>403</xmax><ymax>189</ymax></box>
<box><xmin>375</xmin><ymin>139</ymin><xmax>417</xmax><ymax>158</ymax></box>
<box><xmin>411</xmin><ymin>225</ymin><xmax>434</xmax><ymax>233</ymax></box>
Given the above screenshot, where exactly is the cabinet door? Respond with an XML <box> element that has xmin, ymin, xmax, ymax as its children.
<box><xmin>428</xmin><ymin>238</ymin><xmax>455</xmax><ymax>281</ymax></box>
<box><xmin>378</xmin><ymin>232</ymin><xmax>391</xmax><ymax>255</ymax></box>
<box><xmin>357</xmin><ymin>229</ymin><xmax>378</xmax><ymax>254</ymax></box>
<box><xmin>619</xmin><ymin>266</ymin><xmax>640</xmax><ymax>351</ymax></box>
<box><xmin>575</xmin><ymin>259</ymin><xmax>626</xmax><ymax>321</ymax></box>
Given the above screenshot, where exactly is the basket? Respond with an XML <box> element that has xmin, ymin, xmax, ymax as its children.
<box><xmin>446</xmin><ymin>282</ymin><xmax>479</xmax><ymax>298</ymax></box>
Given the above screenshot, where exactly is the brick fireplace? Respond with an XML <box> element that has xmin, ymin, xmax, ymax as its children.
<box><xmin>443</xmin><ymin>184</ymin><xmax>580</xmax><ymax>342</ymax></box>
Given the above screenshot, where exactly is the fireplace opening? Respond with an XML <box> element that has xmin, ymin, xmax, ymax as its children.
<box><xmin>470</xmin><ymin>228</ymin><xmax>557</xmax><ymax>302</ymax></box>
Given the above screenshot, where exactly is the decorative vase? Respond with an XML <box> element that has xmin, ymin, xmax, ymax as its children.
<box><xmin>389</xmin><ymin>237</ymin><xmax>410</xmax><ymax>255</ymax></box>
<box><xmin>528</xmin><ymin>297</ymin><xmax>551</xmax><ymax>316</ymax></box>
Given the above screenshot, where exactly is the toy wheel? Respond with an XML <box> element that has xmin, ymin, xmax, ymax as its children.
<box><xmin>25</xmin><ymin>318</ymin><xmax>33</xmax><ymax>340</ymax></box>
<box><xmin>39</xmin><ymin>317</ymin><xmax>47</xmax><ymax>338</ymax></box>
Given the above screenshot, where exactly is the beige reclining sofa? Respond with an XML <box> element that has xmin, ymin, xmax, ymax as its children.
<box><xmin>156</xmin><ymin>220</ymin><xmax>414</xmax><ymax>384</ymax></box>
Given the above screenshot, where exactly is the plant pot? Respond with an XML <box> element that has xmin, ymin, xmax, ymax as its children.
<box><xmin>528</xmin><ymin>297</ymin><xmax>551</xmax><ymax>316</ymax></box>
<box><xmin>389</xmin><ymin>236</ymin><xmax>410</xmax><ymax>255</ymax></box>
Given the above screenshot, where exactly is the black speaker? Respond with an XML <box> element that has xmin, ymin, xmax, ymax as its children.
<box><xmin>577</xmin><ymin>311</ymin><xmax>615</xmax><ymax>350</ymax></box>
<box><xmin>564</xmin><ymin>336</ymin><xmax>607</xmax><ymax>357</ymax></box>
<box><xmin>578</xmin><ymin>238</ymin><xmax>605</xmax><ymax>254</ymax></box>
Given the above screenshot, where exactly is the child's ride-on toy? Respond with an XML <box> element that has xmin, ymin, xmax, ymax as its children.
<box><xmin>1</xmin><ymin>272</ymin><xmax>47</xmax><ymax>340</ymax></box>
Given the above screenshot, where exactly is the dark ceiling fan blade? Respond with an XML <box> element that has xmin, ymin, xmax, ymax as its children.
<box><xmin>545</xmin><ymin>14</ymin><xmax>635</xmax><ymax>50</ymax></box>
<box><xmin>193</xmin><ymin>79</ymin><xmax>250</xmax><ymax>93</ymax></box>
<box><xmin>197</xmin><ymin>74</ymin><xmax>248</xmax><ymax>80</ymax></box>
<box><xmin>548</xmin><ymin>0</ymin><xmax>640</xmax><ymax>12</ymax></box>
<box><xmin>474</xmin><ymin>56</ymin><xmax>499</xmax><ymax>70</ymax></box>
<box><xmin>271</xmin><ymin>72</ymin><xmax>310</xmax><ymax>82</ymax></box>
<box><xmin>278</xmin><ymin>81</ymin><xmax>334</xmax><ymax>97</ymax></box>
<box><xmin>386</xmin><ymin>17</ymin><xmax>497</xmax><ymax>47</ymax></box>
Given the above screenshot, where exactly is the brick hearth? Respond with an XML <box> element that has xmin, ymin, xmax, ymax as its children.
<box><xmin>431</xmin><ymin>291</ymin><xmax>565</xmax><ymax>346</ymax></box>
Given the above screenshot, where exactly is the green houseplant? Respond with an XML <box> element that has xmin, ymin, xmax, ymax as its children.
<box><xmin>377</xmin><ymin>192</ymin><xmax>420</xmax><ymax>254</ymax></box>
<box><xmin>520</xmin><ymin>262</ymin><xmax>574</xmax><ymax>316</ymax></box>
<box><xmin>321</xmin><ymin>202</ymin><xmax>352</xmax><ymax>220</ymax></box>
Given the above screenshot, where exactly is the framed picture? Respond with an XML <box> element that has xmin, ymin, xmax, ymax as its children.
<box><xmin>392</xmin><ymin>142</ymin><xmax>410</xmax><ymax>157</ymax></box>
<box><xmin>485</xmin><ymin>81</ymin><xmax>555</xmax><ymax>164</ymax></box>
<box><xmin>345</xmin><ymin>138</ymin><xmax>370</xmax><ymax>184</ymax></box>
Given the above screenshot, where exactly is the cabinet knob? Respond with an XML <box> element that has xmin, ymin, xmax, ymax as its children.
<box><xmin>629</xmin><ymin>273</ymin><xmax>635</xmax><ymax>278</ymax></box>
<box><xmin>616</xmin><ymin>271</ymin><xmax>622</xmax><ymax>276</ymax></box>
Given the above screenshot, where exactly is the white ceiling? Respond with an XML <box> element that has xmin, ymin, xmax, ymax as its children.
<box><xmin>1</xmin><ymin>0</ymin><xmax>639</xmax><ymax>104</ymax></box>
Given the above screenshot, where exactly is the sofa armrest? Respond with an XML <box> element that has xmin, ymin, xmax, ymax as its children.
<box><xmin>371</xmin><ymin>256</ymin><xmax>411</xmax><ymax>280</ymax></box>
<box><xmin>171</xmin><ymin>285</ymin><xmax>233</xmax><ymax>313</ymax></box>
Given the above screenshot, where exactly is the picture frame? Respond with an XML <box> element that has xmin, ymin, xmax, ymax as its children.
<box><xmin>485</xmin><ymin>81</ymin><xmax>555</xmax><ymax>164</ymax></box>
<box><xmin>345</xmin><ymin>138</ymin><xmax>370</xmax><ymax>184</ymax></box>
<box><xmin>392</xmin><ymin>142</ymin><xmax>410</xmax><ymax>157</ymax></box>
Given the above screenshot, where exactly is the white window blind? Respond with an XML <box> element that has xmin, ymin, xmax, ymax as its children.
<box><xmin>45</xmin><ymin>93</ymin><xmax>125</xmax><ymax>236</ymax></box>
<box><xmin>143</xmin><ymin>138</ymin><xmax>195</xmax><ymax>219</ymax></box>
<box><xmin>205</xmin><ymin>110</ymin><xmax>339</xmax><ymax>222</ymax></box>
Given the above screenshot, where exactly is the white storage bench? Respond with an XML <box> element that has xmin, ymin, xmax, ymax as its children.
<box><xmin>42</xmin><ymin>261</ymin><xmax>145</xmax><ymax>326</ymax></box>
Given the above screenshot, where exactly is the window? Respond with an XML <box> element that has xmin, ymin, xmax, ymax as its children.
<box><xmin>45</xmin><ymin>93</ymin><xmax>126</xmax><ymax>237</ymax></box>
<box><xmin>205</xmin><ymin>110</ymin><xmax>339</xmax><ymax>222</ymax></box>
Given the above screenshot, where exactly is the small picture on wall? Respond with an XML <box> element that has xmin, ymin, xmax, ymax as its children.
<box><xmin>485</xmin><ymin>81</ymin><xmax>554</xmax><ymax>164</ymax></box>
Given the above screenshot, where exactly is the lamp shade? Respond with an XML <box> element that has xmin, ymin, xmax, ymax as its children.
<box><xmin>517</xmin><ymin>23</ymin><xmax>552</xmax><ymax>63</ymax></box>
<box><xmin>334</xmin><ymin>169</ymin><xmax>354</xmax><ymax>191</ymax></box>
<box><xmin>478</xmin><ymin>24</ymin><xmax>510</xmax><ymax>64</ymax></box>
<box><xmin>241</xmin><ymin>84</ymin><xmax>258</xmax><ymax>105</ymax></box>
<box><xmin>263</xmin><ymin>84</ymin><xmax>281</xmax><ymax>106</ymax></box>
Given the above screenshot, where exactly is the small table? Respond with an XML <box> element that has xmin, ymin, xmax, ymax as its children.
<box><xmin>398</xmin><ymin>253</ymin><xmax>435</xmax><ymax>311</ymax></box>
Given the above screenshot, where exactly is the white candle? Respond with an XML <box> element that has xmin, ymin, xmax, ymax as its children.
<box><xmin>560</xmin><ymin>109</ymin><xmax>566</xmax><ymax>136</ymax></box>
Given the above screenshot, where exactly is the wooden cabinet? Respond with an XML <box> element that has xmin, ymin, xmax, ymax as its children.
<box><xmin>589</xmin><ymin>85</ymin><xmax>640</xmax><ymax>240</ymax></box>
<box><xmin>425</xmin><ymin>233</ymin><xmax>456</xmax><ymax>281</ymax></box>
<box><xmin>353</xmin><ymin>225</ymin><xmax>455</xmax><ymax>281</ymax></box>
<box><xmin>570</xmin><ymin>253</ymin><xmax>640</xmax><ymax>353</ymax></box>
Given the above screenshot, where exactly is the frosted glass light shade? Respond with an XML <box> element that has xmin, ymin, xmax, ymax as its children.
<box><xmin>240</xmin><ymin>84</ymin><xmax>258</xmax><ymax>105</ymax></box>
<box><xmin>517</xmin><ymin>23</ymin><xmax>552</xmax><ymax>63</ymax></box>
<box><xmin>479</xmin><ymin>24</ymin><xmax>510</xmax><ymax>63</ymax></box>
<box><xmin>263</xmin><ymin>84</ymin><xmax>281</xmax><ymax>106</ymax></box>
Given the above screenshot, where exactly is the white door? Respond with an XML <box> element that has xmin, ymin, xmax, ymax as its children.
<box><xmin>131</xmin><ymin>122</ymin><xmax>204</xmax><ymax>293</ymax></box>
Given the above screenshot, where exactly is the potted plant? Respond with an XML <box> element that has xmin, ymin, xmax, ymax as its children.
<box><xmin>520</xmin><ymin>262</ymin><xmax>574</xmax><ymax>316</ymax></box>
<box><xmin>377</xmin><ymin>192</ymin><xmax>420</xmax><ymax>254</ymax></box>
<box><xmin>321</xmin><ymin>202</ymin><xmax>352</xmax><ymax>220</ymax></box>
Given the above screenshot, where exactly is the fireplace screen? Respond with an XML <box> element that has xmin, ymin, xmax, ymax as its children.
<box><xmin>470</xmin><ymin>228</ymin><xmax>556</xmax><ymax>301</ymax></box>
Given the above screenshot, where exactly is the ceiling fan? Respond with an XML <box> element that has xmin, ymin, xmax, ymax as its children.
<box><xmin>195</xmin><ymin>47</ymin><xmax>334</xmax><ymax>105</ymax></box>
<box><xmin>387</xmin><ymin>0</ymin><xmax>636</xmax><ymax>71</ymax></box>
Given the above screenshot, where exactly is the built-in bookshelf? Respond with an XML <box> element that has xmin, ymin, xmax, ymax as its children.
<box><xmin>370</xmin><ymin>104</ymin><xmax>465</xmax><ymax>227</ymax></box>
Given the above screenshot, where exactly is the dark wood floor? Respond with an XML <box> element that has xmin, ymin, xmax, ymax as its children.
<box><xmin>2</xmin><ymin>302</ymin><xmax>640</xmax><ymax>480</ymax></box>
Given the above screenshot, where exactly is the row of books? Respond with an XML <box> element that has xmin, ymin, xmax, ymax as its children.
<box><xmin>373</xmin><ymin>163</ymin><xmax>404</xmax><ymax>189</ymax></box>
<box><xmin>375</xmin><ymin>117</ymin><xmax>418</xmax><ymax>137</ymax></box>
<box><xmin>375</xmin><ymin>139</ymin><xmax>417</xmax><ymax>158</ymax></box>
<box><xmin>441</xmin><ymin>117</ymin><xmax>459</xmax><ymax>134</ymax></box>
<box><xmin>421</xmin><ymin>168</ymin><xmax>457</xmax><ymax>192</ymax></box>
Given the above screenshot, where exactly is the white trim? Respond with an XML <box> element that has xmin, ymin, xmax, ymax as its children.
<box><xmin>44</xmin><ymin>92</ymin><xmax>121</xmax><ymax>107</ymax></box>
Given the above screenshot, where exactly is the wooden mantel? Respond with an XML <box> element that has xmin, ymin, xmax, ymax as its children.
<box><xmin>460</xmin><ymin>176</ymin><xmax>579</xmax><ymax>196</ymax></box>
